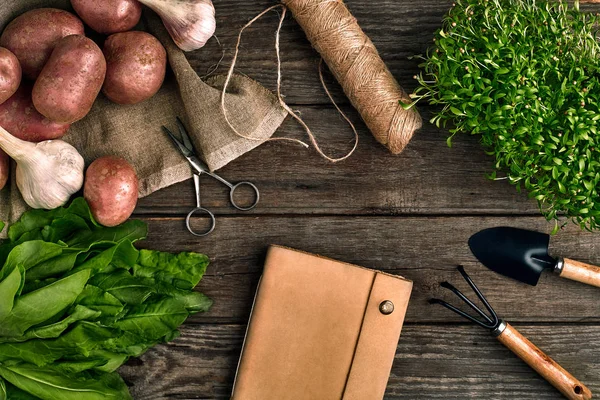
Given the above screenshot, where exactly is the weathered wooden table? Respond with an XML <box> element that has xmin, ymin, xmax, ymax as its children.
<box><xmin>119</xmin><ymin>1</ymin><xmax>600</xmax><ymax>398</ymax></box>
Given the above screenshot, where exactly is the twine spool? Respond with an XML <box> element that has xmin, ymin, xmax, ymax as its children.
<box><xmin>282</xmin><ymin>0</ymin><xmax>422</xmax><ymax>154</ymax></box>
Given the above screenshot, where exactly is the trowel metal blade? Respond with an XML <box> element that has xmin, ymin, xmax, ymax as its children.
<box><xmin>468</xmin><ymin>227</ymin><xmax>557</xmax><ymax>286</ymax></box>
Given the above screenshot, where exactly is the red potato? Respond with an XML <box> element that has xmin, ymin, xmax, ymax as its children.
<box><xmin>0</xmin><ymin>150</ymin><xmax>8</xmax><ymax>190</ymax></box>
<box><xmin>0</xmin><ymin>83</ymin><xmax>70</xmax><ymax>142</ymax></box>
<box><xmin>71</xmin><ymin>0</ymin><xmax>142</xmax><ymax>34</ymax></box>
<box><xmin>84</xmin><ymin>156</ymin><xmax>139</xmax><ymax>227</ymax></box>
<box><xmin>102</xmin><ymin>31</ymin><xmax>167</xmax><ymax>105</ymax></box>
<box><xmin>32</xmin><ymin>35</ymin><xmax>106</xmax><ymax>124</ymax></box>
<box><xmin>0</xmin><ymin>47</ymin><xmax>21</xmax><ymax>105</ymax></box>
<box><xmin>0</xmin><ymin>9</ymin><xmax>84</xmax><ymax>80</ymax></box>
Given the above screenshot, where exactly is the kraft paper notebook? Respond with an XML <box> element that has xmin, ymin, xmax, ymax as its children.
<box><xmin>231</xmin><ymin>245</ymin><xmax>413</xmax><ymax>400</ymax></box>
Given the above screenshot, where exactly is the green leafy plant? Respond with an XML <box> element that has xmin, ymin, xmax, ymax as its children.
<box><xmin>0</xmin><ymin>198</ymin><xmax>212</xmax><ymax>400</ymax></box>
<box><xmin>409</xmin><ymin>0</ymin><xmax>600</xmax><ymax>231</ymax></box>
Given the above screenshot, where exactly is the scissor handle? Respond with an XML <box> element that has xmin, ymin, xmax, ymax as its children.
<box><xmin>185</xmin><ymin>207</ymin><xmax>216</xmax><ymax>237</ymax></box>
<box><xmin>229</xmin><ymin>182</ymin><xmax>260</xmax><ymax>211</ymax></box>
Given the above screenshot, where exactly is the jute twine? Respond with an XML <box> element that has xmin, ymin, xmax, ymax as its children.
<box><xmin>221</xmin><ymin>0</ymin><xmax>422</xmax><ymax>160</ymax></box>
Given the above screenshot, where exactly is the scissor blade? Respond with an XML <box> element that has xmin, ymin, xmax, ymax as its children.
<box><xmin>164</xmin><ymin>119</ymin><xmax>211</xmax><ymax>174</ymax></box>
<box><xmin>162</xmin><ymin>125</ymin><xmax>192</xmax><ymax>157</ymax></box>
<box><xmin>176</xmin><ymin>117</ymin><xmax>195</xmax><ymax>152</ymax></box>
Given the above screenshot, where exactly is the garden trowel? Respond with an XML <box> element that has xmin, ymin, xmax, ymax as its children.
<box><xmin>469</xmin><ymin>227</ymin><xmax>600</xmax><ymax>288</ymax></box>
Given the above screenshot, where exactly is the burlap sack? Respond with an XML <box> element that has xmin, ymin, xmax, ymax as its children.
<box><xmin>0</xmin><ymin>0</ymin><xmax>288</xmax><ymax>230</ymax></box>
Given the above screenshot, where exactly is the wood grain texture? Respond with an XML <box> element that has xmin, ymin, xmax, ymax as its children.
<box><xmin>189</xmin><ymin>0</ymin><xmax>451</xmax><ymax>105</ymax></box>
<box><xmin>137</xmin><ymin>1</ymin><xmax>529</xmax><ymax>218</ymax></box>
<box><xmin>135</xmin><ymin>216</ymin><xmax>600</xmax><ymax>324</ymax></box>
<box><xmin>561</xmin><ymin>258</ymin><xmax>600</xmax><ymax>288</ymax></box>
<box><xmin>496</xmin><ymin>323</ymin><xmax>592</xmax><ymax>400</ymax></box>
<box><xmin>134</xmin><ymin>108</ymin><xmax>537</xmax><ymax>216</ymax></box>
<box><xmin>119</xmin><ymin>323</ymin><xmax>600</xmax><ymax>400</ymax></box>
<box><xmin>125</xmin><ymin>0</ymin><xmax>600</xmax><ymax>398</ymax></box>
<box><xmin>191</xmin><ymin>0</ymin><xmax>600</xmax><ymax>105</ymax></box>
<box><xmin>135</xmin><ymin>0</ymin><xmax>600</xmax><ymax>217</ymax></box>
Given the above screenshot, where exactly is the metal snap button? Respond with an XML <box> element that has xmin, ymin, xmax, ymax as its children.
<box><xmin>379</xmin><ymin>300</ymin><xmax>394</xmax><ymax>315</ymax></box>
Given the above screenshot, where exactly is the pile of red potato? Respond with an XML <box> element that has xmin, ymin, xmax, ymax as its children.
<box><xmin>0</xmin><ymin>1</ymin><xmax>169</xmax><ymax>224</ymax></box>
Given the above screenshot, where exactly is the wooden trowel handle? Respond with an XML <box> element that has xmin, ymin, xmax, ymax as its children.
<box><xmin>559</xmin><ymin>258</ymin><xmax>600</xmax><ymax>288</ymax></box>
<box><xmin>496</xmin><ymin>323</ymin><xmax>591</xmax><ymax>400</ymax></box>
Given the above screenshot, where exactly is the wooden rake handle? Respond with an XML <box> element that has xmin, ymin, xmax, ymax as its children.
<box><xmin>496</xmin><ymin>323</ymin><xmax>592</xmax><ymax>400</ymax></box>
<box><xmin>558</xmin><ymin>258</ymin><xmax>600</xmax><ymax>288</ymax></box>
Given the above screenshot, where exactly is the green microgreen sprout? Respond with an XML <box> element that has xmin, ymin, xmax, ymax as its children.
<box><xmin>410</xmin><ymin>0</ymin><xmax>600</xmax><ymax>231</ymax></box>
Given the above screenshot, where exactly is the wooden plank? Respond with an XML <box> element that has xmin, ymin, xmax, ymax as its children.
<box><xmin>134</xmin><ymin>107</ymin><xmax>537</xmax><ymax>216</ymax></box>
<box><xmin>189</xmin><ymin>1</ymin><xmax>600</xmax><ymax>105</ymax></box>
<box><xmin>136</xmin><ymin>215</ymin><xmax>600</xmax><ymax>324</ymax></box>
<box><xmin>190</xmin><ymin>0</ymin><xmax>452</xmax><ymax>105</ymax></box>
<box><xmin>144</xmin><ymin>0</ymin><xmax>600</xmax><ymax>217</ymax></box>
<box><xmin>118</xmin><ymin>323</ymin><xmax>600</xmax><ymax>399</ymax></box>
<box><xmin>137</xmin><ymin>1</ymin><xmax>600</xmax><ymax>216</ymax></box>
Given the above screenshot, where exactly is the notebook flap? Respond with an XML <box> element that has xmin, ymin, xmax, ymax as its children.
<box><xmin>342</xmin><ymin>272</ymin><xmax>413</xmax><ymax>400</ymax></box>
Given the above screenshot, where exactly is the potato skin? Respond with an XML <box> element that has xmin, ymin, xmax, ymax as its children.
<box><xmin>0</xmin><ymin>9</ymin><xmax>84</xmax><ymax>80</ymax></box>
<box><xmin>32</xmin><ymin>35</ymin><xmax>106</xmax><ymax>124</ymax></box>
<box><xmin>102</xmin><ymin>31</ymin><xmax>166</xmax><ymax>105</ymax></box>
<box><xmin>84</xmin><ymin>156</ymin><xmax>139</xmax><ymax>227</ymax></box>
<box><xmin>71</xmin><ymin>0</ymin><xmax>142</xmax><ymax>35</ymax></box>
<box><xmin>0</xmin><ymin>150</ymin><xmax>8</xmax><ymax>191</ymax></box>
<box><xmin>0</xmin><ymin>83</ymin><xmax>70</xmax><ymax>142</ymax></box>
<box><xmin>0</xmin><ymin>47</ymin><xmax>21</xmax><ymax>105</ymax></box>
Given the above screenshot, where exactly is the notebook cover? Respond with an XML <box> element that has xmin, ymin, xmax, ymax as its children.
<box><xmin>231</xmin><ymin>245</ymin><xmax>413</xmax><ymax>400</ymax></box>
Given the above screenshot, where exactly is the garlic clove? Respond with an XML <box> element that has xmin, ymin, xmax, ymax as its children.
<box><xmin>138</xmin><ymin>0</ymin><xmax>216</xmax><ymax>52</ymax></box>
<box><xmin>0</xmin><ymin>126</ymin><xmax>84</xmax><ymax>209</ymax></box>
<box><xmin>16</xmin><ymin>141</ymin><xmax>85</xmax><ymax>209</ymax></box>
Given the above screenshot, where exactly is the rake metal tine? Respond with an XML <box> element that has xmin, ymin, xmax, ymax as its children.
<box><xmin>457</xmin><ymin>265</ymin><xmax>499</xmax><ymax>327</ymax></box>
<box><xmin>439</xmin><ymin>281</ymin><xmax>495</xmax><ymax>326</ymax></box>
<box><xmin>428</xmin><ymin>298</ymin><xmax>494</xmax><ymax>329</ymax></box>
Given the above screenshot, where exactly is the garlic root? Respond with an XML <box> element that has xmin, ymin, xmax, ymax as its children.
<box><xmin>0</xmin><ymin>125</ymin><xmax>84</xmax><ymax>209</ymax></box>
<box><xmin>138</xmin><ymin>0</ymin><xmax>216</xmax><ymax>52</ymax></box>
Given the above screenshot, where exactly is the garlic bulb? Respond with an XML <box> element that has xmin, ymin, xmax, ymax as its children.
<box><xmin>0</xmin><ymin>126</ymin><xmax>84</xmax><ymax>209</ymax></box>
<box><xmin>139</xmin><ymin>0</ymin><xmax>216</xmax><ymax>52</ymax></box>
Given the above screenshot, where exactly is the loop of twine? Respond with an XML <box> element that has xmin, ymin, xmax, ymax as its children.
<box><xmin>220</xmin><ymin>4</ymin><xmax>359</xmax><ymax>162</ymax></box>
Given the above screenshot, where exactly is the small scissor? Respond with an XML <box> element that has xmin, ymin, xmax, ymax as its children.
<box><xmin>162</xmin><ymin>118</ymin><xmax>260</xmax><ymax>237</ymax></box>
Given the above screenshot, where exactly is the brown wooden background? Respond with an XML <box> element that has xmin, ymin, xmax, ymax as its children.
<box><xmin>119</xmin><ymin>1</ymin><xmax>600</xmax><ymax>398</ymax></box>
